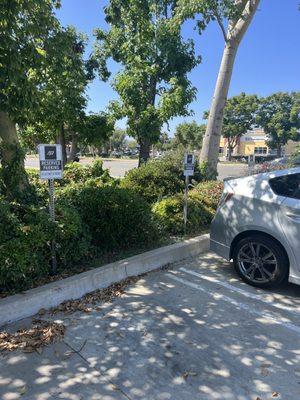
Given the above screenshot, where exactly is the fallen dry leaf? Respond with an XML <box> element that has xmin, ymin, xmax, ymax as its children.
<box><xmin>50</xmin><ymin>276</ymin><xmax>140</xmax><ymax>315</ymax></box>
<box><xmin>261</xmin><ymin>367</ymin><xmax>270</xmax><ymax>377</ymax></box>
<box><xmin>0</xmin><ymin>320</ymin><xmax>65</xmax><ymax>353</ymax></box>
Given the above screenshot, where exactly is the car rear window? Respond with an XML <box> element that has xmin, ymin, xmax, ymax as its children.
<box><xmin>269</xmin><ymin>173</ymin><xmax>300</xmax><ymax>200</ymax></box>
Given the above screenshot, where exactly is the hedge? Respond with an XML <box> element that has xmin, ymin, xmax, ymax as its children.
<box><xmin>153</xmin><ymin>181</ymin><xmax>224</xmax><ymax>235</ymax></box>
<box><xmin>57</xmin><ymin>185</ymin><xmax>161</xmax><ymax>251</ymax></box>
<box><xmin>0</xmin><ymin>159</ymin><xmax>223</xmax><ymax>295</ymax></box>
<box><xmin>121</xmin><ymin>150</ymin><xmax>203</xmax><ymax>203</ymax></box>
<box><xmin>0</xmin><ymin>200</ymin><xmax>92</xmax><ymax>293</ymax></box>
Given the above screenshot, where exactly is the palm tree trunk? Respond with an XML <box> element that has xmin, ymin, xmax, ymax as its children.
<box><xmin>0</xmin><ymin>111</ymin><xmax>30</xmax><ymax>199</ymax></box>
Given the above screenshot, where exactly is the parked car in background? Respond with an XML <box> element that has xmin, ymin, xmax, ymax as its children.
<box><xmin>270</xmin><ymin>157</ymin><xmax>289</xmax><ymax>166</ymax></box>
<box><xmin>110</xmin><ymin>150</ymin><xmax>122</xmax><ymax>158</ymax></box>
<box><xmin>210</xmin><ymin>168</ymin><xmax>300</xmax><ymax>288</ymax></box>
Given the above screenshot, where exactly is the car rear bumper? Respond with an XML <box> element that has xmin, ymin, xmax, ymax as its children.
<box><xmin>289</xmin><ymin>274</ymin><xmax>300</xmax><ymax>286</ymax></box>
<box><xmin>210</xmin><ymin>239</ymin><xmax>231</xmax><ymax>261</ymax></box>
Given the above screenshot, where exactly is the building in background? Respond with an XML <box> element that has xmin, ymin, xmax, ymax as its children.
<box><xmin>219</xmin><ymin>128</ymin><xmax>297</xmax><ymax>159</ymax></box>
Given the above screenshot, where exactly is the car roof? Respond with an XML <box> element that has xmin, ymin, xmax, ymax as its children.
<box><xmin>226</xmin><ymin>167</ymin><xmax>300</xmax><ymax>198</ymax></box>
<box><xmin>254</xmin><ymin>166</ymin><xmax>300</xmax><ymax>180</ymax></box>
<box><xmin>228</xmin><ymin>167</ymin><xmax>300</xmax><ymax>184</ymax></box>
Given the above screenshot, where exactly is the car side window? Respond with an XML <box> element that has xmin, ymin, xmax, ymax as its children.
<box><xmin>269</xmin><ymin>173</ymin><xmax>300</xmax><ymax>200</ymax></box>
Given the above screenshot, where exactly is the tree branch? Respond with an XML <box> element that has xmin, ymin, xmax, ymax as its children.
<box><xmin>229</xmin><ymin>0</ymin><xmax>260</xmax><ymax>42</ymax></box>
<box><xmin>213</xmin><ymin>10</ymin><xmax>228</xmax><ymax>42</ymax></box>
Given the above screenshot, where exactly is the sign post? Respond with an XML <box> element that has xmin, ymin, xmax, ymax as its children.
<box><xmin>38</xmin><ymin>144</ymin><xmax>63</xmax><ymax>275</ymax></box>
<box><xmin>183</xmin><ymin>153</ymin><xmax>195</xmax><ymax>235</ymax></box>
<box><xmin>248</xmin><ymin>154</ymin><xmax>256</xmax><ymax>175</ymax></box>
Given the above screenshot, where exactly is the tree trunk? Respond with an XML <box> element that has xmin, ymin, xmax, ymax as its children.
<box><xmin>200</xmin><ymin>0</ymin><xmax>260</xmax><ymax>179</ymax></box>
<box><xmin>138</xmin><ymin>138</ymin><xmax>151</xmax><ymax>166</ymax></box>
<box><xmin>200</xmin><ymin>42</ymin><xmax>238</xmax><ymax>178</ymax></box>
<box><xmin>0</xmin><ymin>111</ymin><xmax>30</xmax><ymax>200</ymax></box>
<box><xmin>68</xmin><ymin>131</ymin><xmax>79</xmax><ymax>162</ymax></box>
<box><xmin>277</xmin><ymin>144</ymin><xmax>282</xmax><ymax>158</ymax></box>
<box><xmin>57</xmin><ymin>124</ymin><xmax>67</xmax><ymax>166</ymax></box>
<box><xmin>137</xmin><ymin>77</ymin><xmax>157</xmax><ymax>167</ymax></box>
<box><xmin>227</xmin><ymin>144</ymin><xmax>233</xmax><ymax>161</ymax></box>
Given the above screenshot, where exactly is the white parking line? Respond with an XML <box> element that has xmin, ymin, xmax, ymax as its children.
<box><xmin>167</xmin><ymin>273</ymin><xmax>300</xmax><ymax>336</ymax></box>
<box><xmin>179</xmin><ymin>267</ymin><xmax>300</xmax><ymax>316</ymax></box>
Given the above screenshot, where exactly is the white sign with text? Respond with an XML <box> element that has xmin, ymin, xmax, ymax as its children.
<box><xmin>38</xmin><ymin>144</ymin><xmax>63</xmax><ymax>180</ymax></box>
<box><xmin>183</xmin><ymin>153</ymin><xmax>195</xmax><ymax>176</ymax></box>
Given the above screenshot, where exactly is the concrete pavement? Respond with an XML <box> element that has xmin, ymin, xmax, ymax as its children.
<box><xmin>1</xmin><ymin>252</ymin><xmax>300</xmax><ymax>400</ymax></box>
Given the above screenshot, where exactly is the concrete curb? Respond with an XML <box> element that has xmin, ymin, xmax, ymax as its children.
<box><xmin>0</xmin><ymin>234</ymin><xmax>209</xmax><ymax>327</ymax></box>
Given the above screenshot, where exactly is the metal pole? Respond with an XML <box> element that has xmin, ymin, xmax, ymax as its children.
<box><xmin>48</xmin><ymin>179</ymin><xmax>57</xmax><ymax>275</ymax></box>
<box><xmin>183</xmin><ymin>175</ymin><xmax>189</xmax><ymax>235</ymax></box>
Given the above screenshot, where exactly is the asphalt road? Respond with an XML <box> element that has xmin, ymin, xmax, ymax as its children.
<box><xmin>1</xmin><ymin>252</ymin><xmax>300</xmax><ymax>400</ymax></box>
<box><xmin>25</xmin><ymin>155</ymin><xmax>247</xmax><ymax>180</ymax></box>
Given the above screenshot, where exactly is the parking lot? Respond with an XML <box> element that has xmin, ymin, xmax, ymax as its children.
<box><xmin>25</xmin><ymin>155</ymin><xmax>247</xmax><ymax>180</ymax></box>
<box><xmin>1</xmin><ymin>252</ymin><xmax>300</xmax><ymax>400</ymax></box>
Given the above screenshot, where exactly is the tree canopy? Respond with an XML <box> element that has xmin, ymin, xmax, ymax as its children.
<box><xmin>212</xmin><ymin>92</ymin><xmax>258</xmax><ymax>159</ymax></box>
<box><xmin>173</xmin><ymin>121</ymin><xmax>206</xmax><ymax>150</ymax></box>
<box><xmin>78</xmin><ymin>113</ymin><xmax>115</xmax><ymax>149</ymax></box>
<box><xmin>256</xmin><ymin>92</ymin><xmax>300</xmax><ymax>157</ymax></box>
<box><xmin>0</xmin><ymin>0</ymin><xmax>61</xmax><ymax>123</ymax></box>
<box><xmin>94</xmin><ymin>0</ymin><xmax>199</xmax><ymax>165</ymax></box>
<box><xmin>0</xmin><ymin>0</ymin><xmax>62</xmax><ymax>199</ymax></box>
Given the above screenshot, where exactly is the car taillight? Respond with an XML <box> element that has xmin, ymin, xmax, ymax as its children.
<box><xmin>218</xmin><ymin>192</ymin><xmax>234</xmax><ymax>208</ymax></box>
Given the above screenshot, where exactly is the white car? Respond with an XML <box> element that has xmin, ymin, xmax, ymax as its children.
<box><xmin>210</xmin><ymin>168</ymin><xmax>300</xmax><ymax>288</ymax></box>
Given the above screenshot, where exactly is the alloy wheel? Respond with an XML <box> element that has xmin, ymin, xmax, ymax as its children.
<box><xmin>237</xmin><ymin>241</ymin><xmax>278</xmax><ymax>284</ymax></box>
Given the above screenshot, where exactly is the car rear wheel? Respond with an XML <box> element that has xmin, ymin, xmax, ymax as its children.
<box><xmin>233</xmin><ymin>234</ymin><xmax>289</xmax><ymax>288</ymax></box>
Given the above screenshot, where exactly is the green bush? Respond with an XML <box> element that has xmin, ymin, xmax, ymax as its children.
<box><xmin>61</xmin><ymin>159</ymin><xmax>115</xmax><ymax>186</ymax></box>
<box><xmin>121</xmin><ymin>150</ymin><xmax>203</xmax><ymax>203</ymax></box>
<box><xmin>58</xmin><ymin>185</ymin><xmax>161</xmax><ymax>251</ymax></box>
<box><xmin>153</xmin><ymin>181</ymin><xmax>223</xmax><ymax>235</ymax></box>
<box><xmin>26</xmin><ymin>160</ymin><xmax>118</xmax><ymax>206</ymax></box>
<box><xmin>54</xmin><ymin>204</ymin><xmax>94</xmax><ymax>267</ymax></box>
<box><xmin>195</xmin><ymin>181</ymin><xmax>224</xmax><ymax>209</ymax></box>
<box><xmin>0</xmin><ymin>200</ymin><xmax>92</xmax><ymax>293</ymax></box>
<box><xmin>153</xmin><ymin>191</ymin><xmax>214</xmax><ymax>235</ymax></box>
<box><xmin>0</xmin><ymin>201</ymin><xmax>54</xmax><ymax>292</ymax></box>
<box><xmin>26</xmin><ymin>168</ymin><xmax>49</xmax><ymax>204</ymax></box>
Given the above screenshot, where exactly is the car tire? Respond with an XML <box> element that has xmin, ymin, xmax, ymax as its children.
<box><xmin>233</xmin><ymin>234</ymin><xmax>289</xmax><ymax>288</ymax></box>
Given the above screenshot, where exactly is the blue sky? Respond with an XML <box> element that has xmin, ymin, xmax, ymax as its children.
<box><xmin>57</xmin><ymin>0</ymin><xmax>300</xmax><ymax>134</ymax></box>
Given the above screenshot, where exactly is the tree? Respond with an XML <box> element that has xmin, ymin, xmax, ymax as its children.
<box><xmin>256</xmin><ymin>92</ymin><xmax>300</xmax><ymax>157</ymax></box>
<box><xmin>34</xmin><ymin>26</ymin><xmax>93</xmax><ymax>165</ymax></box>
<box><xmin>108</xmin><ymin>129</ymin><xmax>127</xmax><ymax>152</ymax></box>
<box><xmin>173</xmin><ymin>121</ymin><xmax>206</xmax><ymax>150</ymax></box>
<box><xmin>78</xmin><ymin>112</ymin><xmax>114</xmax><ymax>154</ymax></box>
<box><xmin>155</xmin><ymin>131</ymin><xmax>172</xmax><ymax>152</ymax></box>
<box><xmin>0</xmin><ymin>0</ymin><xmax>60</xmax><ymax>199</ymax></box>
<box><xmin>178</xmin><ymin>0</ymin><xmax>260</xmax><ymax>178</ymax></box>
<box><xmin>94</xmin><ymin>0</ymin><xmax>199</xmax><ymax>166</ymax></box>
<box><xmin>204</xmin><ymin>93</ymin><xmax>259</xmax><ymax>160</ymax></box>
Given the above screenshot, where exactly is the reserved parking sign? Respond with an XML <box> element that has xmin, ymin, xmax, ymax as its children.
<box><xmin>183</xmin><ymin>153</ymin><xmax>195</xmax><ymax>176</ymax></box>
<box><xmin>38</xmin><ymin>144</ymin><xmax>63</xmax><ymax>180</ymax></box>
